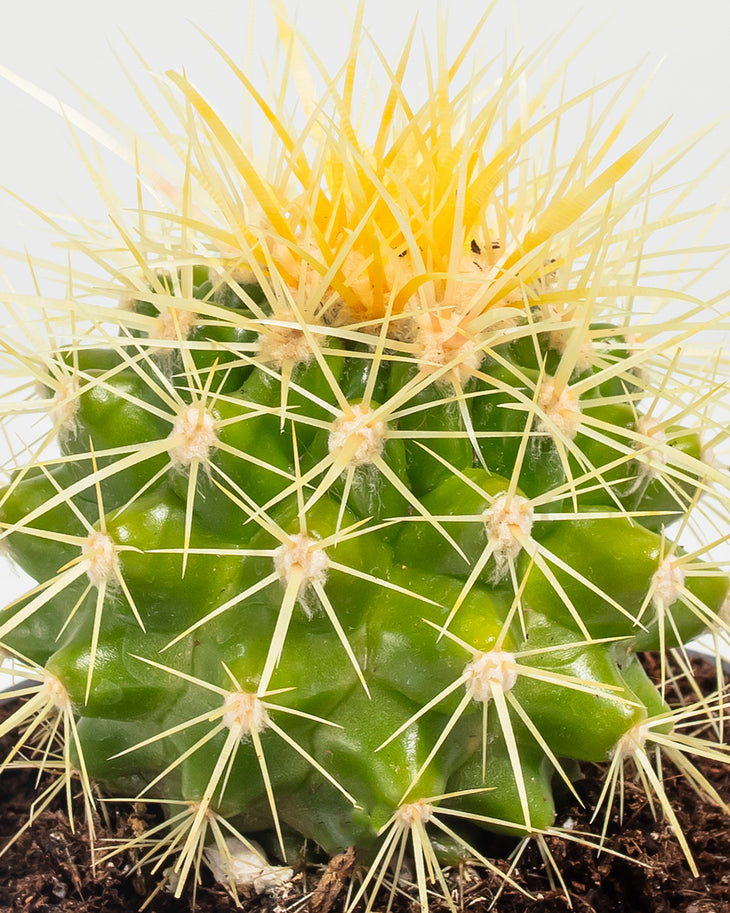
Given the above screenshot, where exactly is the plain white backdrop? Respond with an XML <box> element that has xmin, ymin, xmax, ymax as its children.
<box><xmin>0</xmin><ymin>0</ymin><xmax>728</xmax><ymax>668</ymax></box>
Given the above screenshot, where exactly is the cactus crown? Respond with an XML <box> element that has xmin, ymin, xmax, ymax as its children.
<box><xmin>1</xmin><ymin>6</ymin><xmax>729</xmax><ymax>910</ymax></box>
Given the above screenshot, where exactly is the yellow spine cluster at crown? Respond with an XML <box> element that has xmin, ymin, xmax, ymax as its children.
<box><xmin>161</xmin><ymin>4</ymin><xmax>662</xmax><ymax>333</ymax></box>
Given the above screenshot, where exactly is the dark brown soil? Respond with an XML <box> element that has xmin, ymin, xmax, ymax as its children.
<box><xmin>1</xmin><ymin>653</ymin><xmax>729</xmax><ymax>913</ymax></box>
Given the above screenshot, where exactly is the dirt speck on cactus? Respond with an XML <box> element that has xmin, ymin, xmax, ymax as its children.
<box><xmin>1</xmin><ymin>5</ymin><xmax>730</xmax><ymax>913</ymax></box>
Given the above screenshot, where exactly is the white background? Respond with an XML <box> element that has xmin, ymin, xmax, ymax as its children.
<box><xmin>0</xmin><ymin>0</ymin><xmax>728</xmax><ymax>674</ymax></box>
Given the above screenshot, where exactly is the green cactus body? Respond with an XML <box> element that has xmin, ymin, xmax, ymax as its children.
<box><xmin>1</xmin><ymin>10</ymin><xmax>729</xmax><ymax>910</ymax></box>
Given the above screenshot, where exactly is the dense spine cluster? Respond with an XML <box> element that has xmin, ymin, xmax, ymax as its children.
<box><xmin>1</xmin><ymin>9</ymin><xmax>729</xmax><ymax>909</ymax></box>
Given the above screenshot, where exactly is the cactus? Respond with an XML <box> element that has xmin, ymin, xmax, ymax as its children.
<box><xmin>1</xmin><ymin>8</ymin><xmax>729</xmax><ymax>910</ymax></box>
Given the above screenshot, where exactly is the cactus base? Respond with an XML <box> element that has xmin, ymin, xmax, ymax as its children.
<box><xmin>0</xmin><ymin>652</ymin><xmax>728</xmax><ymax>912</ymax></box>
